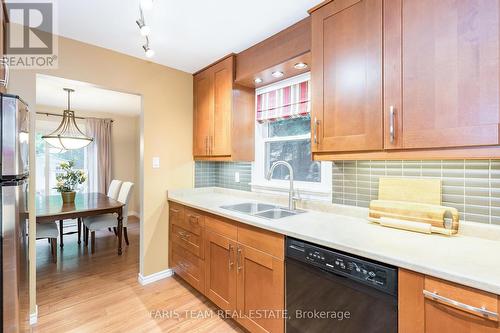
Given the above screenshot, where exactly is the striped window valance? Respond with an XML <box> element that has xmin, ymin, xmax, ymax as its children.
<box><xmin>256</xmin><ymin>80</ymin><xmax>310</xmax><ymax>123</ymax></box>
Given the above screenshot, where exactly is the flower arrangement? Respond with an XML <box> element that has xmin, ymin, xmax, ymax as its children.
<box><xmin>54</xmin><ymin>160</ymin><xmax>86</xmax><ymax>203</ymax></box>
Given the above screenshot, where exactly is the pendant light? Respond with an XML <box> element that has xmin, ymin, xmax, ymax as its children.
<box><xmin>42</xmin><ymin>88</ymin><xmax>93</xmax><ymax>150</ymax></box>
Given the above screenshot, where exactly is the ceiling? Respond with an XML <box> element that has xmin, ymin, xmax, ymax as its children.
<box><xmin>36</xmin><ymin>75</ymin><xmax>142</xmax><ymax>116</ymax></box>
<box><xmin>17</xmin><ymin>0</ymin><xmax>322</xmax><ymax>73</ymax></box>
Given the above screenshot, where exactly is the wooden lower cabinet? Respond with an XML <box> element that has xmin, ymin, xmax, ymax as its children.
<box><xmin>399</xmin><ymin>269</ymin><xmax>500</xmax><ymax>333</ymax></box>
<box><xmin>236</xmin><ymin>244</ymin><xmax>284</xmax><ymax>333</ymax></box>
<box><xmin>169</xmin><ymin>202</ymin><xmax>285</xmax><ymax>333</ymax></box>
<box><xmin>171</xmin><ymin>242</ymin><xmax>204</xmax><ymax>293</ymax></box>
<box><xmin>205</xmin><ymin>230</ymin><xmax>237</xmax><ymax>311</ymax></box>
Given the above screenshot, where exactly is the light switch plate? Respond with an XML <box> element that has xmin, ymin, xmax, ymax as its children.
<box><xmin>152</xmin><ymin>157</ymin><xmax>160</xmax><ymax>169</ymax></box>
<box><xmin>234</xmin><ymin>172</ymin><xmax>240</xmax><ymax>183</ymax></box>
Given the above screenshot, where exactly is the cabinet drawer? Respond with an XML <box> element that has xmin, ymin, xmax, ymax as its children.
<box><xmin>171</xmin><ymin>207</ymin><xmax>204</xmax><ymax>236</ymax></box>
<box><xmin>171</xmin><ymin>242</ymin><xmax>204</xmax><ymax>293</ymax></box>
<box><xmin>424</xmin><ymin>276</ymin><xmax>499</xmax><ymax>322</ymax></box>
<box><xmin>171</xmin><ymin>224</ymin><xmax>204</xmax><ymax>259</ymax></box>
<box><xmin>237</xmin><ymin>223</ymin><xmax>284</xmax><ymax>259</ymax></box>
<box><xmin>205</xmin><ymin>216</ymin><xmax>237</xmax><ymax>240</ymax></box>
<box><xmin>169</xmin><ymin>202</ymin><xmax>184</xmax><ymax>225</ymax></box>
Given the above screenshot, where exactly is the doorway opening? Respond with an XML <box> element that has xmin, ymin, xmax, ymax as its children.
<box><xmin>34</xmin><ymin>74</ymin><xmax>143</xmax><ymax>322</ymax></box>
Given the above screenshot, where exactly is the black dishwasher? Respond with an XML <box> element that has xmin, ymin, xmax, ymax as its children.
<box><xmin>285</xmin><ymin>237</ymin><xmax>398</xmax><ymax>333</ymax></box>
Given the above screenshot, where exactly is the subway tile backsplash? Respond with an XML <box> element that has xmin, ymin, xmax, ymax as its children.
<box><xmin>332</xmin><ymin>160</ymin><xmax>500</xmax><ymax>225</ymax></box>
<box><xmin>195</xmin><ymin>160</ymin><xmax>500</xmax><ymax>225</ymax></box>
<box><xmin>195</xmin><ymin>161</ymin><xmax>252</xmax><ymax>192</ymax></box>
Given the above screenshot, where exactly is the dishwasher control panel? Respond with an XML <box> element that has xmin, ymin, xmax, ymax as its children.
<box><xmin>286</xmin><ymin>238</ymin><xmax>397</xmax><ymax>296</ymax></box>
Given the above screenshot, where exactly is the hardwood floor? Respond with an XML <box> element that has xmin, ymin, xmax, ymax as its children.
<box><xmin>34</xmin><ymin>218</ymin><xmax>244</xmax><ymax>333</ymax></box>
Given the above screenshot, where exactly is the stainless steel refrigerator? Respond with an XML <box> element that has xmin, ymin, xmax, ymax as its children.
<box><xmin>1</xmin><ymin>94</ymin><xmax>29</xmax><ymax>333</ymax></box>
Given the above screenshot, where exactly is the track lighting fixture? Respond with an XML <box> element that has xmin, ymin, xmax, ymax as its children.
<box><xmin>143</xmin><ymin>37</ymin><xmax>155</xmax><ymax>58</ymax></box>
<box><xmin>140</xmin><ymin>0</ymin><xmax>153</xmax><ymax>10</ymax></box>
<box><xmin>136</xmin><ymin>2</ymin><xmax>154</xmax><ymax>57</ymax></box>
<box><xmin>136</xmin><ymin>19</ymin><xmax>151</xmax><ymax>36</ymax></box>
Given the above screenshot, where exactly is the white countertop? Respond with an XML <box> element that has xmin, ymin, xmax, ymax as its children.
<box><xmin>167</xmin><ymin>187</ymin><xmax>500</xmax><ymax>295</ymax></box>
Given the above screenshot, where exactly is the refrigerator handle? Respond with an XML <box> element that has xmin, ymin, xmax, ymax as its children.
<box><xmin>0</xmin><ymin>60</ymin><xmax>9</xmax><ymax>87</ymax></box>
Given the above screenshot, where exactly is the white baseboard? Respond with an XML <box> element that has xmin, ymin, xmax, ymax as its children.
<box><xmin>29</xmin><ymin>305</ymin><xmax>38</xmax><ymax>325</ymax></box>
<box><xmin>138</xmin><ymin>268</ymin><xmax>174</xmax><ymax>286</ymax></box>
<box><xmin>129</xmin><ymin>211</ymin><xmax>140</xmax><ymax>218</ymax></box>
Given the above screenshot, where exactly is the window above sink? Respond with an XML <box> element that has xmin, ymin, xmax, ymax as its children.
<box><xmin>252</xmin><ymin>73</ymin><xmax>332</xmax><ymax>201</ymax></box>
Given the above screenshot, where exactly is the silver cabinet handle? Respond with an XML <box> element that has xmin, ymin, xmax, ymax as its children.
<box><xmin>205</xmin><ymin>136</ymin><xmax>208</xmax><ymax>155</ymax></box>
<box><xmin>389</xmin><ymin>106</ymin><xmax>395</xmax><ymax>144</ymax></box>
<box><xmin>423</xmin><ymin>290</ymin><xmax>499</xmax><ymax>321</ymax></box>
<box><xmin>210</xmin><ymin>136</ymin><xmax>213</xmax><ymax>155</ymax></box>
<box><xmin>236</xmin><ymin>247</ymin><xmax>242</xmax><ymax>272</ymax></box>
<box><xmin>313</xmin><ymin>117</ymin><xmax>320</xmax><ymax>144</ymax></box>
<box><xmin>177</xmin><ymin>230</ymin><xmax>190</xmax><ymax>241</ymax></box>
<box><xmin>228</xmin><ymin>244</ymin><xmax>234</xmax><ymax>270</ymax></box>
<box><xmin>187</xmin><ymin>214</ymin><xmax>199</xmax><ymax>225</ymax></box>
<box><xmin>0</xmin><ymin>60</ymin><xmax>9</xmax><ymax>87</ymax></box>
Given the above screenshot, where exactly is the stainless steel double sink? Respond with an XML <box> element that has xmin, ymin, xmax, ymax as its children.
<box><xmin>220</xmin><ymin>202</ymin><xmax>304</xmax><ymax>220</ymax></box>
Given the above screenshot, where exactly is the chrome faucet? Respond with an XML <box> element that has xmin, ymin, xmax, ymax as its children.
<box><xmin>266</xmin><ymin>161</ymin><xmax>298</xmax><ymax>210</ymax></box>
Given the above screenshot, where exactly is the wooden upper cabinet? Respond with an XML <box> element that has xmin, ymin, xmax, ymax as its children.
<box><xmin>384</xmin><ymin>0</ymin><xmax>500</xmax><ymax>150</ymax></box>
<box><xmin>193</xmin><ymin>55</ymin><xmax>255</xmax><ymax>161</ymax></box>
<box><xmin>311</xmin><ymin>0</ymin><xmax>383</xmax><ymax>153</ymax></box>
<box><xmin>212</xmin><ymin>58</ymin><xmax>232</xmax><ymax>156</ymax></box>
<box><xmin>193</xmin><ymin>70</ymin><xmax>212</xmax><ymax>156</ymax></box>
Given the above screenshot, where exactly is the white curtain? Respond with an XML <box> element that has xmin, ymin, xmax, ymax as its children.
<box><xmin>86</xmin><ymin>118</ymin><xmax>112</xmax><ymax>194</ymax></box>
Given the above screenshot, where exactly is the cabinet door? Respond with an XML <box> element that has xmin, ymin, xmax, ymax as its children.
<box><xmin>424</xmin><ymin>276</ymin><xmax>500</xmax><ymax>333</ymax></box>
<box><xmin>399</xmin><ymin>269</ymin><xmax>500</xmax><ymax>333</ymax></box>
<box><xmin>311</xmin><ymin>0</ymin><xmax>383</xmax><ymax>153</ymax></box>
<box><xmin>205</xmin><ymin>230</ymin><xmax>237</xmax><ymax>311</ymax></box>
<box><xmin>211</xmin><ymin>56</ymin><xmax>233</xmax><ymax>156</ymax></box>
<box><xmin>385</xmin><ymin>0</ymin><xmax>500</xmax><ymax>149</ymax></box>
<box><xmin>236</xmin><ymin>244</ymin><xmax>284</xmax><ymax>333</ymax></box>
<box><xmin>193</xmin><ymin>69</ymin><xmax>213</xmax><ymax>156</ymax></box>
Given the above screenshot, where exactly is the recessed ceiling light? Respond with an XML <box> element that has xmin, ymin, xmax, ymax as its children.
<box><xmin>294</xmin><ymin>62</ymin><xmax>308</xmax><ymax>70</ymax></box>
<box><xmin>254</xmin><ymin>78</ymin><xmax>263</xmax><ymax>84</ymax></box>
<box><xmin>271</xmin><ymin>71</ymin><xmax>284</xmax><ymax>78</ymax></box>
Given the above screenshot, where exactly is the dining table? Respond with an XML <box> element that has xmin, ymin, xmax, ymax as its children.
<box><xmin>36</xmin><ymin>192</ymin><xmax>125</xmax><ymax>255</ymax></box>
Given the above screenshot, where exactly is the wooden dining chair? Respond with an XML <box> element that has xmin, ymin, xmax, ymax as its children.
<box><xmin>83</xmin><ymin>182</ymin><xmax>134</xmax><ymax>254</ymax></box>
<box><xmin>36</xmin><ymin>222</ymin><xmax>58</xmax><ymax>263</ymax></box>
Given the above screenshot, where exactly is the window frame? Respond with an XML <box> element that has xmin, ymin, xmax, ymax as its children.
<box><xmin>251</xmin><ymin>73</ymin><xmax>332</xmax><ymax>201</ymax></box>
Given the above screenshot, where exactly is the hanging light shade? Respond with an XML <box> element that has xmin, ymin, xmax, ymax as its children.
<box><xmin>42</xmin><ymin>88</ymin><xmax>93</xmax><ymax>150</ymax></box>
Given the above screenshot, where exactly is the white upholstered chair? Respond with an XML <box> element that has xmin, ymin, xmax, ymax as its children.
<box><xmin>36</xmin><ymin>222</ymin><xmax>59</xmax><ymax>263</ymax></box>
<box><xmin>77</xmin><ymin>179</ymin><xmax>123</xmax><ymax>242</ymax></box>
<box><xmin>83</xmin><ymin>182</ymin><xmax>134</xmax><ymax>254</ymax></box>
<box><xmin>104</xmin><ymin>179</ymin><xmax>123</xmax><ymax>234</ymax></box>
<box><xmin>107</xmin><ymin>179</ymin><xmax>123</xmax><ymax>200</ymax></box>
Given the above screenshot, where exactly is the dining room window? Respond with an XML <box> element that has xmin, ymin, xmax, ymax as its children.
<box><xmin>35</xmin><ymin>120</ymin><xmax>88</xmax><ymax>196</ymax></box>
<box><xmin>252</xmin><ymin>73</ymin><xmax>332</xmax><ymax>201</ymax></box>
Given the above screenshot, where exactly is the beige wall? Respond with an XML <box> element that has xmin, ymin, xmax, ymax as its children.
<box><xmin>9</xmin><ymin>36</ymin><xmax>194</xmax><ymax>313</ymax></box>
<box><xmin>35</xmin><ymin>105</ymin><xmax>141</xmax><ymax>214</ymax></box>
